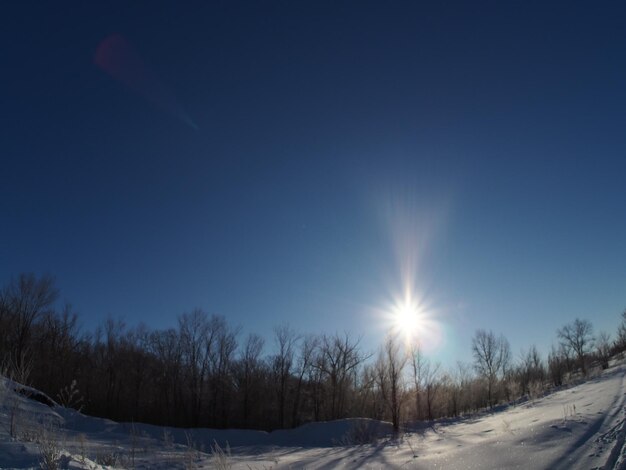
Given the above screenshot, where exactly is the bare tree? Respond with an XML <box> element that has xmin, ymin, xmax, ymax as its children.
<box><xmin>375</xmin><ymin>335</ymin><xmax>406</xmax><ymax>434</ymax></box>
<box><xmin>548</xmin><ymin>344</ymin><xmax>567</xmax><ymax>387</ymax></box>
<box><xmin>353</xmin><ymin>363</ymin><xmax>379</xmax><ymax>420</ymax></box>
<box><xmin>123</xmin><ymin>323</ymin><xmax>151</xmax><ymax>420</ymax></box>
<box><xmin>177</xmin><ymin>310</ymin><xmax>240</xmax><ymax>427</ymax></box>
<box><xmin>500</xmin><ymin>338</ymin><xmax>513</xmax><ymax>402</ymax></box>
<box><xmin>557</xmin><ymin>318</ymin><xmax>593</xmax><ymax>376</ymax></box>
<box><xmin>455</xmin><ymin>361</ymin><xmax>474</xmax><ymax>414</ymax></box>
<box><xmin>235</xmin><ymin>333</ymin><xmax>264</xmax><ymax>427</ymax></box>
<box><xmin>595</xmin><ymin>331</ymin><xmax>611</xmax><ymax>370</ymax></box>
<box><xmin>178</xmin><ymin>310</ymin><xmax>210</xmax><ymax>426</ymax></box>
<box><xmin>309</xmin><ymin>348</ymin><xmax>326</xmax><ymax>421</ymax></box>
<box><xmin>148</xmin><ymin>328</ymin><xmax>183</xmax><ymax>425</ymax></box>
<box><xmin>518</xmin><ymin>345</ymin><xmax>545</xmax><ymax>396</ymax></box>
<box><xmin>423</xmin><ymin>360</ymin><xmax>441</xmax><ymax>421</ymax></box>
<box><xmin>616</xmin><ymin>309</ymin><xmax>626</xmax><ymax>353</ymax></box>
<box><xmin>409</xmin><ymin>343</ymin><xmax>426</xmax><ymax>420</ymax></box>
<box><xmin>0</xmin><ymin>290</ymin><xmax>10</xmax><ymax>357</ymax></box>
<box><xmin>208</xmin><ymin>316</ymin><xmax>239</xmax><ymax>427</ymax></box>
<box><xmin>315</xmin><ymin>333</ymin><xmax>369</xmax><ymax>419</ymax></box>
<box><xmin>1</xmin><ymin>273</ymin><xmax>59</xmax><ymax>362</ymax></box>
<box><xmin>441</xmin><ymin>371</ymin><xmax>459</xmax><ymax>418</ymax></box>
<box><xmin>89</xmin><ymin>317</ymin><xmax>128</xmax><ymax>420</ymax></box>
<box><xmin>34</xmin><ymin>303</ymin><xmax>80</xmax><ymax>399</ymax></box>
<box><xmin>471</xmin><ymin>329</ymin><xmax>509</xmax><ymax>408</ymax></box>
<box><xmin>291</xmin><ymin>334</ymin><xmax>318</xmax><ymax>427</ymax></box>
<box><xmin>271</xmin><ymin>324</ymin><xmax>299</xmax><ymax>428</ymax></box>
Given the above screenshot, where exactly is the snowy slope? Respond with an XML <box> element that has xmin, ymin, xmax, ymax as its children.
<box><xmin>1</xmin><ymin>363</ymin><xmax>626</xmax><ymax>469</ymax></box>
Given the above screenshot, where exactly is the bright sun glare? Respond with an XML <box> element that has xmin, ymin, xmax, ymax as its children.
<box><xmin>392</xmin><ymin>300</ymin><xmax>422</xmax><ymax>339</ymax></box>
<box><xmin>378</xmin><ymin>191</ymin><xmax>446</xmax><ymax>351</ymax></box>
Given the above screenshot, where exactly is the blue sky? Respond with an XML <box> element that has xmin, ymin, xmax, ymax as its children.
<box><xmin>1</xmin><ymin>2</ymin><xmax>625</xmax><ymax>365</ymax></box>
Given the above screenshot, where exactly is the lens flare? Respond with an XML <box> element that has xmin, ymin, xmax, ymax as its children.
<box><xmin>94</xmin><ymin>33</ymin><xmax>198</xmax><ymax>130</ymax></box>
<box><xmin>374</xmin><ymin>186</ymin><xmax>449</xmax><ymax>353</ymax></box>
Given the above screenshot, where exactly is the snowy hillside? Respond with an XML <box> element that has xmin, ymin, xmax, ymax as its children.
<box><xmin>1</xmin><ymin>362</ymin><xmax>626</xmax><ymax>469</ymax></box>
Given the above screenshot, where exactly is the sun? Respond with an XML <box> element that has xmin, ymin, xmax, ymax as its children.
<box><xmin>392</xmin><ymin>301</ymin><xmax>422</xmax><ymax>339</ymax></box>
<box><xmin>377</xmin><ymin>291</ymin><xmax>443</xmax><ymax>352</ymax></box>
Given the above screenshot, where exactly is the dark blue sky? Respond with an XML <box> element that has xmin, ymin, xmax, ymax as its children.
<box><xmin>1</xmin><ymin>2</ymin><xmax>625</xmax><ymax>362</ymax></box>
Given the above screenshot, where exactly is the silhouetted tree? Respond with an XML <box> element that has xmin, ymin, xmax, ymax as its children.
<box><xmin>315</xmin><ymin>333</ymin><xmax>369</xmax><ymax>420</ymax></box>
<box><xmin>548</xmin><ymin>344</ymin><xmax>567</xmax><ymax>387</ymax></box>
<box><xmin>471</xmin><ymin>329</ymin><xmax>510</xmax><ymax>408</ymax></box>
<box><xmin>271</xmin><ymin>324</ymin><xmax>298</xmax><ymax>429</ymax></box>
<box><xmin>595</xmin><ymin>331</ymin><xmax>611</xmax><ymax>370</ymax></box>
<box><xmin>409</xmin><ymin>343</ymin><xmax>426</xmax><ymax>420</ymax></box>
<box><xmin>178</xmin><ymin>309</ymin><xmax>210</xmax><ymax>426</ymax></box>
<box><xmin>2</xmin><ymin>272</ymin><xmax>620</xmax><ymax>432</ymax></box>
<box><xmin>1</xmin><ymin>273</ymin><xmax>59</xmax><ymax>362</ymax></box>
<box><xmin>234</xmin><ymin>333</ymin><xmax>265</xmax><ymax>427</ymax></box>
<box><xmin>147</xmin><ymin>328</ymin><xmax>183</xmax><ymax>425</ymax></box>
<box><xmin>375</xmin><ymin>335</ymin><xmax>406</xmax><ymax>433</ymax></box>
<box><xmin>207</xmin><ymin>315</ymin><xmax>239</xmax><ymax>427</ymax></box>
<box><xmin>557</xmin><ymin>318</ymin><xmax>593</xmax><ymax>376</ymax></box>
<box><xmin>616</xmin><ymin>309</ymin><xmax>626</xmax><ymax>352</ymax></box>
<box><xmin>291</xmin><ymin>334</ymin><xmax>317</xmax><ymax>427</ymax></box>
<box><xmin>424</xmin><ymin>360</ymin><xmax>441</xmax><ymax>421</ymax></box>
<box><xmin>517</xmin><ymin>345</ymin><xmax>545</xmax><ymax>397</ymax></box>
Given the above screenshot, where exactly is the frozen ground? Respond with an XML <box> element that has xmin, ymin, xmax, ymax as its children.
<box><xmin>1</xmin><ymin>362</ymin><xmax>626</xmax><ymax>469</ymax></box>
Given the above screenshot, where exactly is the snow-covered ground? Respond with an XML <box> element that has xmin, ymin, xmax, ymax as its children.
<box><xmin>2</xmin><ymin>363</ymin><xmax>626</xmax><ymax>469</ymax></box>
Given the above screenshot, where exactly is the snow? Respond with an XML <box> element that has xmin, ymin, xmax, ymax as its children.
<box><xmin>2</xmin><ymin>363</ymin><xmax>626</xmax><ymax>469</ymax></box>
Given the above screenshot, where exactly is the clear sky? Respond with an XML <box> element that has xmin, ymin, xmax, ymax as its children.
<box><xmin>1</xmin><ymin>1</ymin><xmax>625</xmax><ymax>365</ymax></box>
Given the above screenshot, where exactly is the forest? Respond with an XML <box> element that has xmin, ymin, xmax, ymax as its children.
<box><xmin>1</xmin><ymin>273</ymin><xmax>624</xmax><ymax>434</ymax></box>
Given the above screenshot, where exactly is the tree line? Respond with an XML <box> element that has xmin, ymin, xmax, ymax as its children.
<box><xmin>1</xmin><ymin>273</ymin><xmax>624</xmax><ymax>433</ymax></box>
